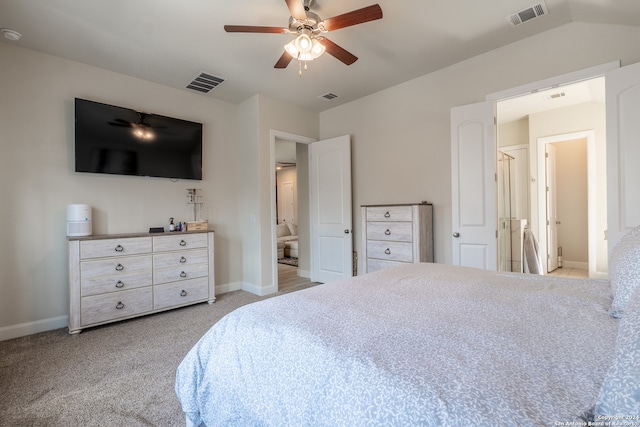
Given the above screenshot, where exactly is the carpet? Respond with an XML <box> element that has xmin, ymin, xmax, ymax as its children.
<box><xmin>0</xmin><ymin>283</ymin><xmax>318</xmax><ymax>426</ymax></box>
<box><xmin>278</xmin><ymin>256</ymin><xmax>298</xmax><ymax>267</ymax></box>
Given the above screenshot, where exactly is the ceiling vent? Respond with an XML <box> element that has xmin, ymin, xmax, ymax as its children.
<box><xmin>186</xmin><ymin>72</ymin><xmax>226</xmax><ymax>93</ymax></box>
<box><xmin>319</xmin><ymin>92</ymin><xmax>339</xmax><ymax>101</ymax></box>
<box><xmin>507</xmin><ymin>1</ymin><xmax>549</xmax><ymax>27</ymax></box>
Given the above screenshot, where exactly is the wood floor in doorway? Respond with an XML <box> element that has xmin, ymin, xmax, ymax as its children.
<box><xmin>278</xmin><ymin>262</ymin><xmax>318</xmax><ymax>293</ymax></box>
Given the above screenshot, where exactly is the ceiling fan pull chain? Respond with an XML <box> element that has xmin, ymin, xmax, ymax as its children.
<box><xmin>299</xmin><ymin>59</ymin><xmax>303</xmax><ymax>77</ymax></box>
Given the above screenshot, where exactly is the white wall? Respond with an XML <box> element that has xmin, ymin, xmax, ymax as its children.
<box><xmin>237</xmin><ymin>95</ymin><xmax>318</xmax><ymax>296</ymax></box>
<box><xmin>0</xmin><ymin>43</ymin><xmax>241</xmax><ymax>338</ymax></box>
<box><xmin>320</xmin><ymin>21</ymin><xmax>640</xmax><ymax>271</ymax></box>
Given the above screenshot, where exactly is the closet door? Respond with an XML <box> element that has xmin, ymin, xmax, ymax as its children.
<box><xmin>451</xmin><ymin>101</ymin><xmax>497</xmax><ymax>269</ymax></box>
<box><xmin>606</xmin><ymin>61</ymin><xmax>640</xmax><ymax>252</ymax></box>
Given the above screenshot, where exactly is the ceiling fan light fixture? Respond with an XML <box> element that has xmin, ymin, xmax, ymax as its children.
<box><xmin>284</xmin><ymin>33</ymin><xmax>325</xmax><ymax>61</ymax></box>
<box><xmin>132</xmin><ymin>125</ymin><xmax>154</xmax><ymax>141</ymax></box>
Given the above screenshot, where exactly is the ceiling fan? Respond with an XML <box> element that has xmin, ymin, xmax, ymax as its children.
<box><xmin>224</xmin><ymin>0</ymin><xmax>383</xmax><ymax>75</ymax></box>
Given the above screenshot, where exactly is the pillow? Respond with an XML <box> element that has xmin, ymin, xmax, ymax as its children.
<box><xmin>609</xmin><ymin>226</ymin><xmax>640</xmax><ymax>319</ymax></box>
<box><xmin>286</xmin><ymin>223</ymin><xmax>298</xmax><ymax>236</ymax></box>
<box><xmin>593</xmin><ymin>285</ymin><xmax>640</xmax><ymax>416</ymax></box>
<box><xmin>276</xmin><ymin>224</ymin><xmax>290</xmax><ymax>238</ymax></box>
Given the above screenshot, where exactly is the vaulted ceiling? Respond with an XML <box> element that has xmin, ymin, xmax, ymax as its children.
<box><xmin>1</xmin><ymin>0</ymin><xmax>638</xmax><ymax>112</ymax></box>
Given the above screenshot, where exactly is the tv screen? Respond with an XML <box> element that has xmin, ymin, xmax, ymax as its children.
<box><xmin>74</xmin><ymin>98</ymin><xmax>202</xmax><ymax>180</ymax></box>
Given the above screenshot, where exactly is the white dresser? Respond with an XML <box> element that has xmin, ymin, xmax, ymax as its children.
<box><xmin>68</xmin><ymin>231</ymin><xmax>215</xmax><ymax>334</ymax></box>
<box><xmin>361</xmin><ymin>203</ymin><xmax>433</xmax><ymax>273</ymax></box>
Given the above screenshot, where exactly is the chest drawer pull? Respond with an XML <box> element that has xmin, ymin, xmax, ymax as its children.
<box><xmin>115</xmin><ymin>244</ymin><xmax>124</xmax><ymax>252</ymax></box>
<box><xmin>180</xmin><ymin>271</ymin><xmax>187</xmax><ymax>278</ymax></box>
<box><xmin>384</xmin><ymin>211</ymin><xmax>391</xmax><ymax>218</ymax></box>
<box><xmin>180</xmin><ymin>290</ymin><xmax>188</xmax><ymax>297</ymax></box>
<box><xmin>179</xmin><ymin>240</ymin><xmax>187</xmax><ymax>247</ymax></box>
<box><xmin>115</xmin><ymin>263</ymin><xmax>124</xmax><ymax>271</ymax></box>
<box><xmin>385</xmin><ymin>248</ymin><xmax>391</xmax><ymax>254</ymax></box>
<box><xmin>115</xmin><ymin>280</ymin><xmax>124</xmax><ymax>288</ymax></box>
<box><xmin>116</xmin><ymin>301</ymin><xmax>124</xmax><ymax>310</ymax></box>
<box><xmin>384</xmin><ymin>229</ymin><xmax>391</xmax><ymax>235</ymax></box>
<box><xmin>180</xmin><ymin>256</ymin><xmax>187</xmax><ymax>263</ymax></box>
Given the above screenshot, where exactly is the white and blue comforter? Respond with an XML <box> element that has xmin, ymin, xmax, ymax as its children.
<box><xmin>176</xmin><ymin>263</ymin><xmax>618</xmax><ymax>426</ymax></box>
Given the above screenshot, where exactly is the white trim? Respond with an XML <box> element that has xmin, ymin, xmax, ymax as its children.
<box><xmin>561</xmin><ymin>260</ymin><xmax>589</xmax><ymax>270</ymax></box>
<box><xmin>0</xmin><ymin>315</ymin><xmax>68</xmax><ymax>342</ymax></box>
<box><xmin>241</xmin><ymin>281</ymin><xmax>275</xmax><ymax>296</ymax></box>
<box><xmin>215</xmin><ymin>281</ymin><xmax>243</xmax><ymax>295</ymax></box>
<box><xmin>537</xmin><ymin>131</ymin><xmax>599</xmax><ymax>278</ymax></box>
<box><xmin>487</xmin><ymin>61</ymin><xmax>620</xmax><ymax>101</ymax></box>
<box><xmin>270</xmin><ymin>130</ymin><xmax>316</xmax><ymax>292</ymax></box>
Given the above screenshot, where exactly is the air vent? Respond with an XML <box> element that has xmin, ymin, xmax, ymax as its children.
<box><xmin>507</xmin><ymin>1</ymin><xmax>549</xmax><ymax>27</ymax></box>
<box><xmin>545</xmin><ymin>92</ymin><xmax>566</xmax><ymax>100</ymax></box>
<box><xmin>319</xmin><ymin>92</ymin><xmax>339</xmax><ymax>101</ymax></box>
<box><xmin>186</xmin><ymin>72</ymin><xmax>226</xmax><ymax>93</ymax></box>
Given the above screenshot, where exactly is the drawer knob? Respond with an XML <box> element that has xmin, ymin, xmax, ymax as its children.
<box><xmin>180</xmin><ymin>290</ymin><xmax>188</xmax><ymax>297</ymax></box>
<box><xmin>115</xmin><ymin>263</ymin><xmax>124</xmax><ymax>271</ymax></box>
<box><xmin>115</xmin><ymin>280</ymin><xmax>124</xmax><ymax>288</ymax></box>
<box><xmin>115</xmin><ymin>244</ymin><xmax>124</xmax><ymax>252</ymax></box>
<box><xmin>180</xmin><ymin>256</ymin><xmax>187</xmax><ymax>263</ymax></box>
<box><xmin>385</xmin><ymin>248</ymin><xmax>391</xmax><ymax>255</ymax></box>
<box><xmin>116</xmin><ymin>301</ymin><xmax>124</xmax><ymax>310</ymax></box>
<box><xmin>180</xmin><ymin>271</ymin><xmax>187</xmax><ymax>278</ymax></box>
<box><xmin>179</xmin><ymin>240</ymin><xmax>187</xmax><ymax>247</ymax></box>
<box><xmin>384</xmin><ymin>211</ymin><xmax>391</xmax><ymax>218</ymax></box>
<box><xmin>384</xmin><ymin>229</ymin><xmax>391</xmax><ymax>235</ymax></box>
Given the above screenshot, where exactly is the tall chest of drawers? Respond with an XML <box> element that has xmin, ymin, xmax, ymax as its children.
<box><xmin>68</xmin><ymin>231</ymin><xmax>215</xmax><ymax>334</ymax></box>
<box><xmin>361</xmin><ymin>203</ymin><xmax>433</xmax><ymax>273</ymax></box>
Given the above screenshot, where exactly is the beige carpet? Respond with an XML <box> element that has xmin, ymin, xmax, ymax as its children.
<box><xmin>0</xmin><ymin>283</ymin><xmax>317</xmax><ymax>426</ymax></box>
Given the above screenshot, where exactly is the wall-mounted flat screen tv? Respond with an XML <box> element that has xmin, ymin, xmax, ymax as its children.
<box><xmin>75</xmin><ymin>98</ymin><xmax>203</xmax><ymax>180</ymax></box>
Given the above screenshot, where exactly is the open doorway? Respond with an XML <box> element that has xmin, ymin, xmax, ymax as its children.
<box><xmin>496</xmin><ymin>77</ymin><xmax>606</xmax><ymax>278</ymax></box>
<box><xmin>275</xmin><ymin>139</ymin><xmax>306</xmax><ymax>291</ymax></box>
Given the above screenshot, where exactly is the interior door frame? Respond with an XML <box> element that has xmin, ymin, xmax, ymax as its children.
<box><xmin>537</xmin><ymin>131</ymin><xmax>597</xmax><ymax>276</ymax></box>
<box><xmin>270</xmin><ymin>130</ymin><xmax>316</xmax><ymax>291</ymax></box>
<box><xmin>485</xmin><ymin>60</ymin><xmax>618</xmax><ymax>277</ymax></box>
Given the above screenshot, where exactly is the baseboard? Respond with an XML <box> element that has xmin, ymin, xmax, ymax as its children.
<box><xmin>215</xmin><ymin>281</ymin><xmax>242</xmax><ymax>295</ymax></box>
<box><xmin>241</xmin><ymin>282</ymin><xmax>277</xmax><ymax>296</ymax></box>
<box><xmin>0</xmin><ymin>315</ymin><xmax>68</xmax><ymax>342</ymax></box>
<box><xmin>561</xmin><ymin>260</ymin><xmax>589</xmax><ymax>270</ymax></box>
<box><xmin>297</xmin><ymin>269</ymin><xmax>311</xmax><ymax>278</ymax></box>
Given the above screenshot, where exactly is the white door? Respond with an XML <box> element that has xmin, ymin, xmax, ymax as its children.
<box><xmin>451</xmin><ymin>101</ymin><xmax>497</xmax><ymax>269</ymax></box>
<box><xmin>280</xmin><ymin>181</ymin><xmax>295</xmax><ymax>224</ymax></box>
<box><xmin>607</xmin><ymin>62</ymin><xmax>640</xmax><ymax>252</ymax></box>
<box><xmin>546</xmin><ymin>144</ymin><xmax>558</xmax><ymax>272</ymax></box>
<box><xmin>310</xmin><ymin>135</ymin><xmax>353</xmax><ymax>283</ymax></box>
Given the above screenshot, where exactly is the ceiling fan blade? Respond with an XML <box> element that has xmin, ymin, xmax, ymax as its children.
<box><xmin>224</xmin><ymin>25</ymin><xmax>287</xmax><ymax>34</ymax></box>
<box><xmin>274</xmin><ymin>51</ymin><xmax>294</xmax><ymax>69</ymax></box>
<box><xmin>317</xmin><ymin>37</ymin><xmax>358</xmax><ymax>65</ymax></box>
<box><xmin>322</xmin><ymin>4</ymin><xmax>383</xmax><ymax>31</ymax></box>
<box><xmin>285</xmin><ymin>0</ymin><xmax>307</xmax><ymax>21</ymax></box>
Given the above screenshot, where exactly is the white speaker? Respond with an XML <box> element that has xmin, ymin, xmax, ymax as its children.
<box><xmin>67</xmin><ymin>204</ymin><xmax>92</xmax><ymax>237</ymax></box>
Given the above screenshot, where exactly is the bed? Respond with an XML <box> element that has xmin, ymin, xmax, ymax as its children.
<box><xmin>175</xmin><ymin>231</ymin><xmax>640</xmax><ymax>426</ymax></box>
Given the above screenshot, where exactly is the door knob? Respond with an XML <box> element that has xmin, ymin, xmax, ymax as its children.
<box><xmin>344</xmin><ymin>229</ymin><xmax>350</xmax><ymax>234</ymax></box>
<box><xmin>453</xmin><ymin>232</ymin><xmax>460</xmax><ymax>238</ymax></box>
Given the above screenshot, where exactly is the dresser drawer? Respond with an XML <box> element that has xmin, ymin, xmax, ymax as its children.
<box><xmin>366</xmin><ymin>222</ymin><xmax>413</xmax><ymax>242</ymax></box>
<box><xmin>366</xmin><ymin>240</ymin><xmax>414</xmax><ymax>262</ymax></box>
<box><xmin>152</xmin><ymin>249</ymin><xmax>209</xmax><ymax>269</ymax></box>
<box><xmin>367</xmin><ymin>259</ymin><xmax>407</xmax><ymax>273</ymax></box>
<box><xmin>365</xmin><ymin>206</ymin><xmax>413</xmax><ymax>222</ymax></box>
<box><xmin>81</xmin><ymin>255</ymin><xmax>152</xmax><ymax>297</ymax></box>
<box><xmin>153</xmin><ymin>262</ymin><xmax>209</xmax><ymax>285</ymax></box>
<box><xmin>153</xmin><ymin>233</ymin><xmax>208</xmax><ymax>252</ymax></box>
<box><xmin>81</xmin><ymin>287</ymin><xmax>152</xmax><ymax>326</ymax></box>
<box><xmin>154</xmin><ymin>277</ymin><xmax>209</xmax><ymax>310</ymax></box>
<box><xmin>80</xmin><ymin>237</ymin><xmax>152</xmax><ymax>259</ymax></box>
